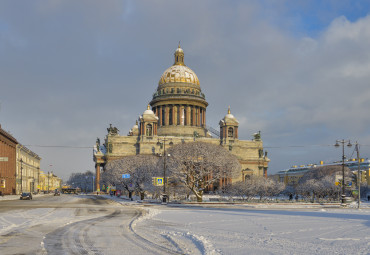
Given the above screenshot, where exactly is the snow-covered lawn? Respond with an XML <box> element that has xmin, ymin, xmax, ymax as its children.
<box><xmin>132</xmin><ymin>202</ymin><xmax>370</xmax><ymax>255</ymax></box>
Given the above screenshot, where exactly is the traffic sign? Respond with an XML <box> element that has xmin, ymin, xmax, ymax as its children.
<box><xmin>122</xmin><ymin>174</ymin><xmax>130</xmax><ymax>178</ymax></box>
<box><xmin>0</xmin><ymin>157</ymin><xmax>8</xmax><ymax>162</ymax></box>
<box><xmin>156</xmin><ymin>178</ymin><xmax>164</xmax><ymax>185</ymax></box>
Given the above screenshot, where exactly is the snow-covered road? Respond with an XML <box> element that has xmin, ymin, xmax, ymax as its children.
<box><xmin>1</xmin><ymin>195</ymin><xmax>369</xmax><ymax>254</ymax></box>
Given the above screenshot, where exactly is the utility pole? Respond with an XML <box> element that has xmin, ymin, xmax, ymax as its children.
<box><xmin>356</xmin><ymin>142</ymin><xmax>361</xmax><ymax>209</ymax></box>
<box><xmin>48</xmin><ymin>171</ymin><xmax>50</xmax><ymax>193</ymax></box>
<box><xmin>20</xmin><ymin>158</ymin><xmax>23</xmax><ymax>193</ymax></box>
<box><xmin>335</xmin><ymin>139</ymin><xmax>352</xmax><ymax>205</ymax></box>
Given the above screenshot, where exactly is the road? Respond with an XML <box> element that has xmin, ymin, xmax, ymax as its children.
<box><xmin>0</xmin><ymin>194</ymin><xmax>179</xmax><ymax>255</ymax></box>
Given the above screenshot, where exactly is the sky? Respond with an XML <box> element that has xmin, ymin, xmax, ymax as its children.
<box><xmin>1</xmin><ymin>0</ymin><xmax>370</xmax><ymax>181</ymax></box>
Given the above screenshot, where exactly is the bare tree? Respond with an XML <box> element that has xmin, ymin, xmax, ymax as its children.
<box><xmin>102</xmin><ymin>155</ymin><xmax>160</xmax><ymax>199</ymax></box>
<box><xmin>295</xmin><ymin>165</ymin><xmax>349</xmax><ymax>202</ymax></box>
<box><xmin>67</xmin><ymin>171</ymin><xmax>94</xmax><ymax>192</ymax></box>
<box><xmin>166</xmin><ymin>142</ymin><xmax>241</xmax><ymax>202</ymax></box>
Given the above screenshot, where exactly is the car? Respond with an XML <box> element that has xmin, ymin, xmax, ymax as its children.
<box><xmin>54</xmin><ymin>191</ymin><xmax>60</xmax><ymax>196</ymax></box>
<box><xmin>20</xmin><ymin>192</ymin><xmax>32</xmax><ymax>200</ymax></box>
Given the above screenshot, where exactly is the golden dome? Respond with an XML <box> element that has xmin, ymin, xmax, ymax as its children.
<box><xmin>158</xmin><ymin>44</ymin><xmax>200</xmax><ymax>86</ymax></box>
<box><xmin>158</xmin><ymin>65</ymin><xmax>200</xmax><ymax>86</ymax></box>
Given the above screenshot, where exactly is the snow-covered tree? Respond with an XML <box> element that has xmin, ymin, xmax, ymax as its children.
<box><xmin>67</xmin><ymin>171</ymin><xmax>95</xmax><ymax>192</ymax></box>
<box><xmin>165</xmin><ymin>142</ymin><xmax>241</xmax><ymax>202</ymax></box>
<box><xmin>102</xmin><ymin>155</ymin><xmax>160</xmax><ymax>199</ymax></box>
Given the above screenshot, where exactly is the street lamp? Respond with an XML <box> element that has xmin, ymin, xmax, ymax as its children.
<box><xmin>20</xmin><ymin>158</ymin><xmax>23</xmax><ymax>193</ymax></box>
<box><xmin>334</xmin><ymin>139</ymin><xmax>352</xmax><ymax>205</ymax></box>
<box><xmin>157</xmin><ymin>137</ymin><xmax>173</xmax><ymax>203</ymax></box>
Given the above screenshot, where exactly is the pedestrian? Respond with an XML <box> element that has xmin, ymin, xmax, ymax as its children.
<box><xmin>368</xmin><ymin>195</ymin><xmax>370</xmax><ymax>202</ymax></box>
<box><xmin>295</xmin><ymin>194</ymin><xmax>298</xmax><ymax>202</ymax></box>
<box><xmin>289</xmin><ymin>194</ymin><xmax>293</xmax><ymax>201</ymax></box>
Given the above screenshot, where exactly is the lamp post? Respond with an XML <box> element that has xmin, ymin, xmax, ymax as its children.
<box><xmin>334</xmin><ymin>139</ymin><xmax>352</xmax><ymax>205</ymax></box>
<box><xmin>355</xmin><ymin>142</ymin><xmax>361</xmax><ymax>209</ymax></box>
<box><xmin>20</xmin><ymin>158</ymin><xmax>23</xmax><ymax>193</ymax></box>
<box><xmin>47</xmin><ymin>171</ymin><xmax>50</xmax><ymax>194</ymax></box>
<box><xmin>157</xmin><ymin>137</ymin><xmax>173</xmax><ymax>203</ymax></box>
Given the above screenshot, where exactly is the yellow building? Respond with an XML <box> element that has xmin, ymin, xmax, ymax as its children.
<box><xmin>94</xmin><ymin>45</ymin><xmax>270</xmax><ymax>191</ymax></box>
<box><xmin>16</xmin><ymin>144</ymin><xmax>41</xmax><ymax>194</ymax></box>
<box><xmin>39</xmin><ymin>171</ymin><xmax>62</xmax><ymax>193</ymax></box>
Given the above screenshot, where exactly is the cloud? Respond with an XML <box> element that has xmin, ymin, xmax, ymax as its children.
<box><xmin>1</xmin><ymin>1</ymin><xmax>370</xmax><ymax>179</ymax></box>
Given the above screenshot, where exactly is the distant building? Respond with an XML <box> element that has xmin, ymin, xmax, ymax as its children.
<box><xmin>39</xmin><ymin>171</ymin><xmax>62</xmax><ymax>192</ymax></box>
<box><xmin>272</xmin><ymin>159</ymin><xmax>370</xmax><ymax>186</ymax></box>
<box><xmin>16</xmin><ymin>144</ymin><xmax>41</xmax><ymax>194</ymax></box>
<box><xmin>93</xmin><ymin>45</ymin><xmax>270</xmax><ymax>191</ymax></box>
<box><xmin>0</xmin><ymin>124</ymin><xmax>18</xmax><ymax>195</ymax></box>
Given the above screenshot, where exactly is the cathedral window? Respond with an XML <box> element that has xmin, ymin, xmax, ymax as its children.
<box><xmin>200</xmin><ymin>109</ymin><xmax>203</xmax><ymax>126</ymax></box>
<box><xmin>146</xmin><ymin>124</ymin><xmax>152</xmax><ymax>136</ymax></box>
<box><xmin>162</xmin><ymin>108</ymin><xmax>165</xmax><ymax>126</ymax></box>
<box><xmin>169</xmin><ymin>108</ymin><xmax>173</xmax><ymax>125</ymax></box>
<box><xmin>177</xmin><ymin>88</ymin><xmax>181</xmax><ymax>94</ymax></box>
<box><xmin>190</xmin><ymin>108</ymin><xmax>194</xmax><ymax>126</ymax></box>
<box><xmin>228</xmin><ymin>127</ymin><xmax>234</xmax><ymax>137</ymax></box>
<box><xmin>245</xmin><ymin>175</ymin><xmax>251</xmax><ymax>182</ymax></box>
<box><xmin>177</xmin><ymin>107</ymin><xmax>181</xmax><ymax>125</ymax></box>
<box><xmin>195</xmin><ymin>107</ymin><xmax>198</xmax><ymax>126</ymax></box>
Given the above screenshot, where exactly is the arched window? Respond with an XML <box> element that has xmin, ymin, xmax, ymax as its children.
<box><xmin>146</xmin><ymin>124</ymin><xmax>152</xmax><ymax>136</ymax></box>
<box><xmin>190</xmin><ymin>108</ymin><xmax>194</xmax><ymax>126</ymax></box>
<box><xmin>177</xmin><ymin>106</ymin><xmax>181</xmax><ymax>125</ymax></box>
<box><xmin>228</xmin><ymin>127</ymin><xmax>234</xmax><ymax>137</ymax></box>
<box><xmin>169</xmin><ymin>108</ymin><xmax>173</xmax><ymax>125</ymax></box>
<box><xmin>245</xmin><ymin>175</ymin><xmax>251</xmax><ymax>182</ymax></box>
<box><xmin>162</xmin><ymin>108</ymin><xmax>165</xmax><ymax>126</ymax></box>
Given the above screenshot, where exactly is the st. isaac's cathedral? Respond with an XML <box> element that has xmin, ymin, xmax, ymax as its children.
<box><xmin>93</xmin><ymin>44</ymin><xmax>269</xmax><ymax>191</ymax></box>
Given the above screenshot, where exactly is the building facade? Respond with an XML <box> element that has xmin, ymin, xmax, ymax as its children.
<box><xmin>16</xmin><ymin>145</ymin><xmax>41</xmax><ymax>194</ymax></box>
<box><xmin>273</xmin><ymin>159</ymin><xmax>370</xmax><ymax>186</ymax></box>
<box><xmin>0</xmin><ymin>124</ymin><xmax>18</xmax><ymax>195</ymax></box>
<box><xmin>94</xmin><ymin>45</ymin><xmax>270</xmax><ymax>191</ymax></box>
<box><xmin>39</xmin><ymin>171</ymin><xmax>62</xmax><ymax>193</ymax></box>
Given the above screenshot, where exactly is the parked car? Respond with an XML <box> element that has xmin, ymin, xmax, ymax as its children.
<box><xmin>20</xmin><ymin>192</ymin><xmax>32</xmax><ymax>200</ymax></box>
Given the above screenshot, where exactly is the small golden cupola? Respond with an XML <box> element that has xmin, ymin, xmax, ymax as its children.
<box><xmin>174</xmin><ymin>42</ymin><xmax>185</xmax><ymax>65</ymax></box>
<box><xmin>219</xmin><ymin>106</ymin><xmax>239</xmax><ymax>142</ymax></box>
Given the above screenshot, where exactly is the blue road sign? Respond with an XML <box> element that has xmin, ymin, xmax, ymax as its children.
<box><xmin>122</xmin><ymin>174</ymin><xmax>131</xmax><ymax>178</ymax></box>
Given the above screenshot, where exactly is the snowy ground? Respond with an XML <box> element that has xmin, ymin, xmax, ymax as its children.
<box><xmin>0</xmin><ymin>194</ymin><xmax>369</xmax><ymax>254</ymax></box>
<box><xmin>111</xmin><ymin>196</ymin><xmax>370</xmax><ymax>255</ymax></box>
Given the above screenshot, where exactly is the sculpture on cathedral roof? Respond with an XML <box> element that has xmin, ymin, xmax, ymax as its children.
<box><xmin>107</xmin><ymin>124</ymin><xmax>119</xmax><ymax>136</ymax></box>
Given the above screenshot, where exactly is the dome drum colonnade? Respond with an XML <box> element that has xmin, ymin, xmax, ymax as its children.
<box><xmin>149</xmin><ymin>44</ymin><xmax>209</xmax><ymax>137</ymax></box>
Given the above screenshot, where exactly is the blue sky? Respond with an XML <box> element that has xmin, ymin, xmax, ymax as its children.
<box><xmin>1</xmin><ymin>0</ymin><xmax>370</xmax><ymax>181</ymax></box>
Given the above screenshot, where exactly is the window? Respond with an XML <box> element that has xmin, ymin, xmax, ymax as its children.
<box><xmin>228</xmin><ymin>127</ymin><xmax>234</xmax><ymax>137</ymax></box>
<box><xmin>190</xmin><ymin>108</ymin><xmax>193</xmax><ymax>125</ymax></box>
<box><xmin>162</xmin><ymin>108</ymin><xmax>165</xmax><ymax>126</ymax></box>
<box><xmin>177</xmin><ymin>107</ymin><xmax>181</xmax><ymax>125</ymax></box>
<box><xmin>169</xmin><ymin>108</ymin><xmax>173</xmax><ymax>125</ymax></box>
<box><xmin>146</xmin><ymin>124</ymin><xmax>152</xmax><ymax>136</ymax></box>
